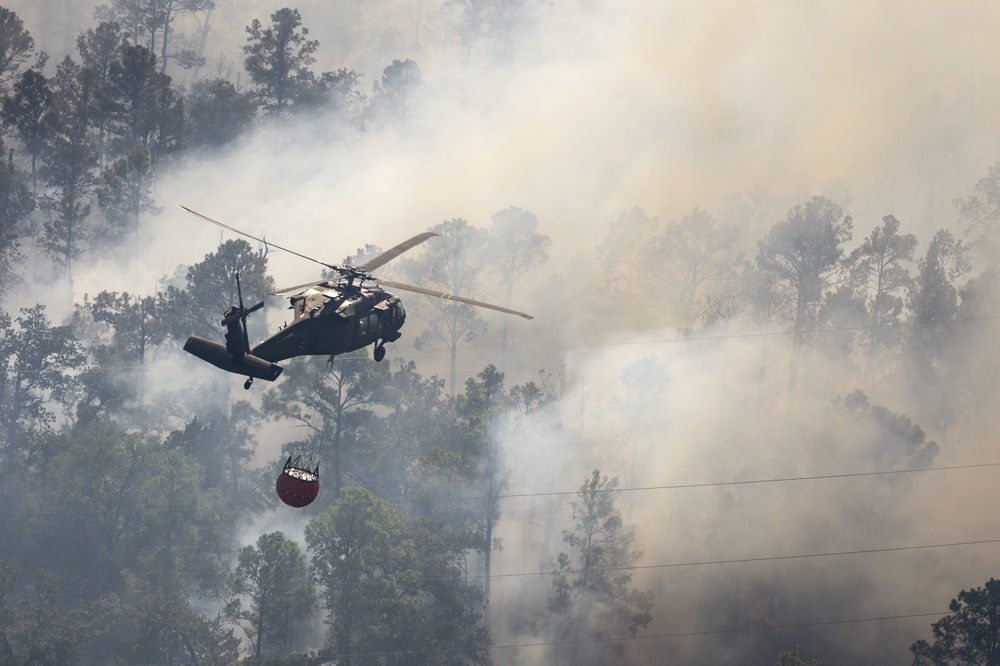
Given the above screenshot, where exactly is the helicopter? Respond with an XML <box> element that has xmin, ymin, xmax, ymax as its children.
<box><xmin>179</xmin><ymin>206</ymin><xmax>533</xmax><ymax>389</ymax></box>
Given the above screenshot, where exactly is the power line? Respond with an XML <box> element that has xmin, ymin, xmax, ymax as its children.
<box><xmin>3</xmin><ymin>460</ymin><xmax>998</xmax><ymax>518</ymax></box>
<box><xmin>446</xmin><ymin>460</ymin><xmax>1000</xmax><ymax>504</ymax></box>
<box><xmin>10</xmin><ymin>311</ymin><xmax>1000</xmax><ymax>376</ymax></box>
<box><xmin>364</xmin><ymin>611</ymin><xmax>950</xmax><ymax>659</ymax></box>
<box><xmin>121</xmin><ymin>610</ymin><xmax>951</xmax><ymax>665</ymax></box>
<box><xmin>24</xmin><ymin>536</ymin><xmax>1000</xmax><ymax>599</ymax></box>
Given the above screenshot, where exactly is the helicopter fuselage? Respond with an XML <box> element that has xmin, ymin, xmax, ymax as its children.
<box><xmin>252</xmin><ymin>282</ymin><xmax>406</xmax><ymax>363</ymax></box>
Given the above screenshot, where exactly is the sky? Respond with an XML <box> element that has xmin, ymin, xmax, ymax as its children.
<box><xmin>10</xmin><ymin>0</ymin><xmax>1000</xmax><ymax>663</ymax></box>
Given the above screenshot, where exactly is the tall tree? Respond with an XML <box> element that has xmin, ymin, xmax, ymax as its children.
<box><xmin>305</xmin><ymin>487</ymin><xmax>421</xmax><ymax>665</ymax></box>
<box><xmin>96</xmin><ymin>144</ymin><xmax>162</xmax><ymax>241</ymax></box>
<box><xmin>756</xmin><ymin>196</ymin><xmax>852</xmax><ymax>401</ymax></box>
<box><xmin>845</xmin><ymin>214</ymin><xmax>917</xmax><ymax>386</ymax></box>
<box><xmin>185</xmin><ymin>77</ymin><xmax>256</xmax><ymax>149</ymax></box>
<box><xmin>107</xmin><ymin>43</ymin><xmax>183</xmax><ymax>158</ymax></box>
<box><xmin>365</xmin><ymin>58</ymin><xmax>422</xmax><ymax>128</ymax></box>
<box><xmin>37</xmin><ymin>423</ymin><xmax>160</xmax><ymax>592</ymax></box>
<box><xmin>263</xmin><ymin>351</ymin><xmax>390</xmax><ymax>500</ymax></box>
<box><xmin>135</xmin><ymin>448</ymin><xmax>234</xmax><ymax>592</ymax></box>
<box><xmin>401</xmin><ymin>218</ymin><xmax>490</xmax><ymax>393</ymax></box>
<box><xmin>448</xmin><ymin>364</ymin><xmax>512</xmax><ymax>626</ymax></box>
<box><xmin>225</xmin><ymin>531</ymin><xmax>314</xmax><ymax>660</ymax></box>
<box><xmin>911</xmin><ymin>578</ymin><xmax>1000</xmax><ymax>666</ymax></box>
<box><xmin>1</xmin><ymin>69</ymin><xmax>55</xmax><ymax>200</ymax></box>
<box><xmin>642</xmin><ymin>207</ymin><xmax>740</xmax><ymax>327</ymax></box>
<box><xmin>0</xmin><ymin>305</ymin><xmax>86</xmax><ymax>460</ymax></box>
<box><xmin>833</xmin><ymin>390</ymin><xmax>939</xmax><ymax>471</ymax></box>
<box><xmin>598</xmin><ymin>206</ymin><xmax>658</xmax><ymax>309</ymax></box>
<box><xmin>38</xmin><ymin>112</ymin><xmax>98</xmax><ymax>298</ymax></box>
<box><xmin>905</xmin><ymin>229</ymin><xmax>970</xmax><ymax>433</ymax></box>
<box><xmin>0</xmin><ymin>563</ymin><xmax>86</xmax><ymax>665</ymax></box>
<box><xmin>403</xmin><ymin>515</ymin><xmax>492</xmax><ymax>664</ymax></box>
<box><xmin>77</xmin><ymin>21</ymin><xmax>128</xmax><ymax>167</ymax></box>
<box><xmin>243</xmin><ymin>7</ymin><xmax>319</xmax><ymax>115</ymax></box>
<box><xmin>352</xmin><ymin>360</ymin><xmax>457</xmax><ymax>499</ymax></box>
<box><xmin>488</xmin><ymin>205</ymin><xmax>549</xmax><ymax>352</ymax></box>
<box><xmin>547</xmin><ymin>470</ymin><xmax>653</xmax><ymax>665</ymax></box>
<box><xmin>161</xmin><ymin>238</ymin><xmax>274</xmax><ymax>340</ymax></box>
<box><xmin>447</xmin><ymin>0</ymin><xmax>547</xmax><ymax>58</ymax></box>
<box><xmin>83</xmin><ymin>290</ymin><xmax>167</xmax><ymax>365</ymax></box>
<box><xmin>955</xmin><ymin>160</ymin><xmax>1000</xmax><ymax>256</ymax></box>
<box><xmin>0</xmin><ymin>137</ymin><xmax>33</xmax><ymax>299</ymax></box>
<box><xmin>0</xmin><ymin>8</ymin><xmax>36</xmax><ymax>97</ymax></box>
<box><xmin>98</xmin><ymin>0</ymin><xmax>214</xmax><ymax>75</ymax></box>
<box><xmin>84</xmin><ymin>577</ymin><xmax>241</xmax><ymax>665</ymax></box>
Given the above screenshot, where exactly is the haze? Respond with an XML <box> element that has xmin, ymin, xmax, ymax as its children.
<box><xmin>3</xmin><ymin>1</ymin><xmax>1000</xmax><ymax>664</ymax></box>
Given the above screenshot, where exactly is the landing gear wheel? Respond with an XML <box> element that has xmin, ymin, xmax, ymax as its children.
<box><xmin>373</xmin><ymin>344</ymin><xmax>386</xmax><ymax>362</ymax></box>
<box><xmin>244</xmin><ymin>377</ymin><xmax>254</xmax><ymax>390</ymax></box>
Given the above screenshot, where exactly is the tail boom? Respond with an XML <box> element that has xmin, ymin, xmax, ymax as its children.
<box><xmin>183</xmin><ymin>336</ymin><xmax>283</xmax><ymax>382</ymax></box>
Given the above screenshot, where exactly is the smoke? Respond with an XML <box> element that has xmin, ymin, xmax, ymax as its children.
<box><xmin>8</xmin><ymin>0</ymin><xmax>1000</xmax><ymax>662</ymax></box>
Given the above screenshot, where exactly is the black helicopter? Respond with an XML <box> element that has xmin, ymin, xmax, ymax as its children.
<box><xmin>179</xmin><ymin>206</ymin><xmax>533</xmax><ymax>389</ymax></box>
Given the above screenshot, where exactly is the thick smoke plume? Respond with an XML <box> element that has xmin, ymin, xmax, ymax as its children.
<box><xmin>7</xmin><ymin>0</ymin><xmax>1000</xmax><ymax>663</ymax></box>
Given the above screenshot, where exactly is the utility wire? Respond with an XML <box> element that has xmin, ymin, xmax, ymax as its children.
<box><xmin>10</xmin><ymin>311</ymin><xmax>1000</xmax><ymax>376</ymax></box>
<box><xmin>332</xmin><ymin>610</ymin><xmax>951</xmax><ymax>660</ymax></box>
<box><xmin>4</xmin><ymin>460</ymin><xmax>997</xmax><ymax>518</ymax></box>
<box><xmin>24</xmin><ymin>536</ymin><xmax>1000</xmax><ymax>598</ymax></box>
<box><xmin>120</xmin><ymin>610</ymin><xmax>951</xmax><ymax>665</ymax></box>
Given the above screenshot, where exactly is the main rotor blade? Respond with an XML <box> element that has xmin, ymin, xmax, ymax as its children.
<box><xmin>357</xmin><ymin>232</ymin><xmax>439</xmax><ymax>272</ymax></box>
<box><xmin>270</xmin><ymin>280</ymin><xmax>331</xmax><ymax>297</ymax></box>
<box><xmin>375</xmin><ymin>279</ymin><xmax>534</xmax><ymax>320</ymax></box>
<box><xmin>178</xmin><ymin>205</ymin><xmax>336</xmax><ymax>270</ymax></box>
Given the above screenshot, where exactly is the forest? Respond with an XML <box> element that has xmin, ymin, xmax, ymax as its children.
<box><xmin>2</xmin><ymin>1</ymin><xmax>1000</xmax><ymax>665</ymax></box>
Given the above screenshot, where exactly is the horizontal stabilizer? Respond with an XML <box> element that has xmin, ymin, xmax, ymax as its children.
<box><xmin>184</xmin><ymin>336</ymin><xmax>283</xmax><ymax>382</ymax></box>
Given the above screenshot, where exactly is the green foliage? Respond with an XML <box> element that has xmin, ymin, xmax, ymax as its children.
<box><xmin>243</xmin><ymin>7</ymin><xmax>320</xmax><ymax>115</ymax></box>
<box><xmin>911</xmin><ymin>578</ymin><xmax>1000</xmax><ymax>665</ymax></box>
<box><xmin>137</xmin><ymin>448</ymin><xmax>235</xmax><ymax>592</ymax></box>
<box><xmin>36</xmin><ymin>423</ymin><xmax>161</xmax><ymax>593</ymax></box>
<box><xmin>365</xmin><ymin>58</ymin><xmax>423</xmax><ymax>128</ymax></box>
<box><xmin>547</xmin><ymin>470</ymin><xmax>653</xmax><ymax>663</ymax></box>
<box><xmin>0</xmin><ymin>562</ymin><xmax>86</xmax><ymax>665</ymax></box>
<box><xmin>955</xmin><ymin>160</ymin><xmax>1000</xmax><ymax>255</ymax></box>
<box><xmin>642</xmin><ymin>207</ymin><xmax>741</xmax><ymax>326</ymax></box>
<box><xmin>347</xmin><ymin>360</ymin><xmax>456</xmax><ymax>499</ymax></box>
<box><xmin>598</xmin><ymin>205</ymin><xmax>658</xmax><ymax>308</ymax></box>
<box><xmin>264</xmin><ymin>351</ymin><xmax>392</xmax><ymax>499</ymax></box>
<box><xmin>85</xmin><ymin>573</ymin><xmax>241</xmax><ymax>665</ymax></box>
<box><xmin>756</xmin><ymin>196</ymin><xmax>853</xmax><ymax>331</ymax></box>
<box><xmin>401</xmin><ymin>218</ymin><xmax>490</xmax><ymax>392</ymax></box>
<box><xmin>226</xmin><ymin>531</ymin><xmax>315</xmax><ymax>659</ymax></box>
<box><xmin>306</xmin><ymin>488</ymin><xmax>491</xmax><ymax>664</ymax></box>
<box><xmin>38</xmin><ymin>113</ymin><xmax>97</xmax><ymax>274</ymax></box>
<box><xmin>776</xmin><ymin>644</ymin><xmax>825</xmax><ymax>666</ymax></box>
<box><xmin>0</xmin><ymin>305</ymin><xmax>86</xmax><ymax>454</ymax></box>
<box><xmin>97</xmin><ymin>0</ymin><xmax>213</xmax><ymax>75</ymax></box>
<box><xmin>0</xmin><ymin>136</ymin><xmax>33</xmax><ymax>297</ymax></box>
<box><xmin>305</xmin><ymin>487</ymin><xmax>422</xmax><ymax>659</ymax></box>
<box><xmin>96</xmin><ymin>143</ymin><xmax>162</xmax><ymax>241</ymax></box>
<box><xmin>186</xmin><ymin>77</ymin><xmax>257</xmax><ymax>149</ymax></box>
<box><xmin>107</xmin><ymin>43</ymin><xmax>183</xmax><ymax>156</ymax></box>
<box><xmin>82</xmin><ymin>289</ymin><xmax>168</xmax><ymax>365</ymax></box>
<box><xmin>1</xmin><ymin>69</ymin><xmax>55</xmax><ymax>198</ymax></box>
<box><xmin>834</xmin><ymin>390</ymin><xmax>939</xmax><ymax>471</ymax></box>
<box><xmin>160</xmin><ymin>238</ymin><xmax>274</xmax><ymax>340</ymax></box>
<box><xmin>905</xmin><ymin>229</ymin><xmax>972</xmax><ymax>431</ymax></box>
<box><xmin>0</xmin><ymin>7</ymin><xmax>37</xmax><ymax>95</ymax></box>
